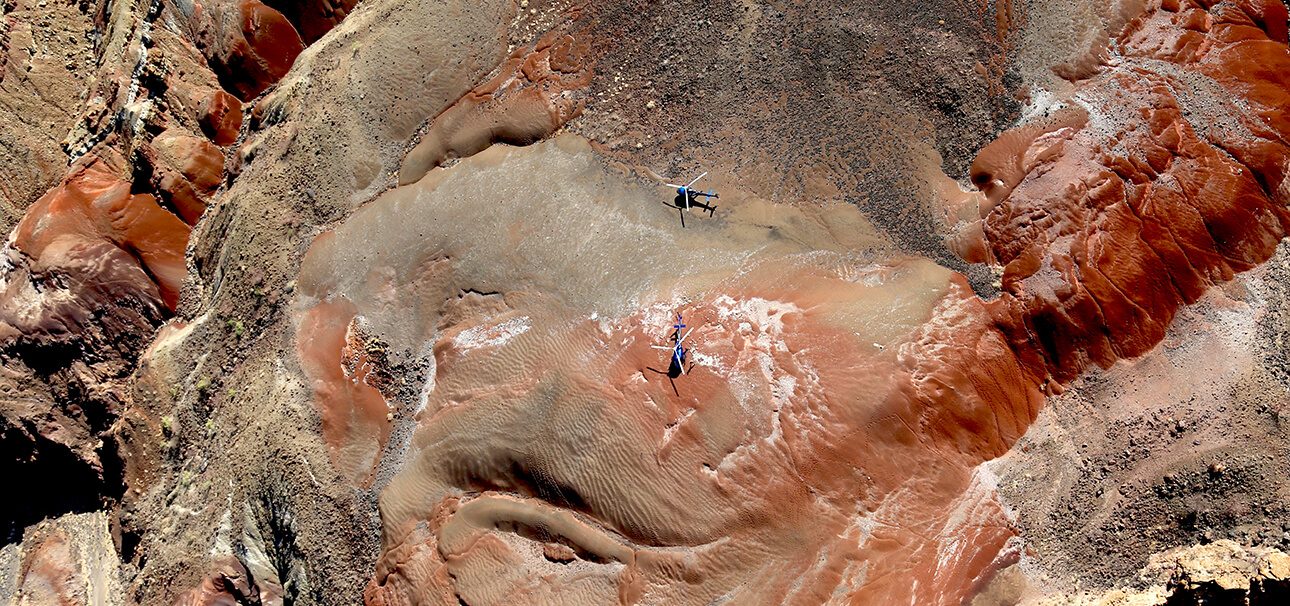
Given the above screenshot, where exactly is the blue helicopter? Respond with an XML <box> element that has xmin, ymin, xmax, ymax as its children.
<box><xmin>652</xmin><ymin>313</ymin><xmax>694</xmax><ymax>376</ymax></box>
<box><xmin>663</xmin><ymin>171</ymin><xmax>718</xmax><ymax>227</ymax></box>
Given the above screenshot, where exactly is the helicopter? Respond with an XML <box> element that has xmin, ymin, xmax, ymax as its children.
<box><xmin>662</xmin><ymin>171</ymin><xmax>718</xmax><ymax>227</ymax></box>
<box><xmin>651</xmin><ymin>313</ymin><xmax>694</xmax><ymax>377</ymax></box>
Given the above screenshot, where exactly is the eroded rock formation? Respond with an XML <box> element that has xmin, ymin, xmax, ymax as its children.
<box><xmin>972</xmin><ymin>0</ymin><xmax>1290</xmax><ymax>386</ymax></box>
<box><xmin>0</xmin><ymin>0</ymin><xmax>1288</xmax><ymax>604</ymax></box>
<box><xmin>0</xmin><ymin>0</ymin><xmax>326</xmax><ymax>549</ymax></box>
<box><xmin>174</xmin><ymin>556</ymin><xmax>281</xmax><ymax>606</ymax></box>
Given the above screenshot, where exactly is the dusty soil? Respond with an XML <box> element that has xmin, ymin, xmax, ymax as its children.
<box><xmin>569</xmin><ymin>0</ymin><xmax>1024</xmax><ymax>279</ymax></box>
<box><xmin>992</xmin><ymin>241</ymin><xmax>1290</xmax><ymax>597</ymax></box>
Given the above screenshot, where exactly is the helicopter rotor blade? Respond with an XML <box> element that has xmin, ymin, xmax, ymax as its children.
<box><xmin>686</xmin><ymin>171</ymin><xmax>708</xmax><ymax>188</ymax></box>
<box><xmin>651</xmin><ymin>345</ymin><xmax>674</xmax><ymax>350</ymax></box>
<box><xmin>664</xmin><ymin>183</ymin><xmax>685</xmax><ymax>189</ymax></box>
<box><xmin>678</xmin><ymin>328</ymin><xmax>693</xmax><ymax>345</ymax></box>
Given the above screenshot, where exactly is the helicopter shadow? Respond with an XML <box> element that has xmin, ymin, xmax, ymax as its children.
<box><xmin>646</xmin><ymin>358</ymin><xmax>689</xmax><ymax>396</ymax></box>
<box><xmin>663</xmin><ymin>196</ymin><xmax>689</xmax><ymax>228</ymax></box>
<box><xmin>674</xmin><ymin>193</ymin><xmax>717</xmax><ymax>211</ymax></box>
<box><xmin>665</xmin><ymin>194</ymin><xmax>717</xmax><ymax>228</ymax></box>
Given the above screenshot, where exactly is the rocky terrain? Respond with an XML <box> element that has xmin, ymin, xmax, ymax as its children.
<box><xmin>1</xmin><ymin>0</ymin><xmax>1289</xmax><ymax>604</ymax></box>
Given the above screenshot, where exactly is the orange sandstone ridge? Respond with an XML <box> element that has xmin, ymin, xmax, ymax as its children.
<box><xmin>972</xmin><ymin>0</ymin><xmax>1290</xmax><ymax>385</ymax></box>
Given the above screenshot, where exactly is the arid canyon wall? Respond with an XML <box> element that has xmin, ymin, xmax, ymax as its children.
<box><xmin>0</xmin><ymin>0</ymin><xmax>1288</xmax><ymax>604</ymax></box>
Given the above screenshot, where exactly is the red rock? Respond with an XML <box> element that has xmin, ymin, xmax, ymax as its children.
<box><xmin>199</xmin><ymin>89</ymin><xmax>245</xmax><ymax>146</ymax></box>
<box><xmin>297</xmin><ymin>296</ymin><xmax>392</xmax><ymax>486</ymax></box>
<box><xmin>0</xmin><ymin>153</ymin><xmax>182</xmax><ymax>484</ymax></box>
<box><xmin>191</xmin><ymin>0</ymin><xmax>305</xmax><ymax>101</ymax></box>
<box><xmin>149</xmin><ymin>130</ymin><xmax>227</xmax><ymax>225</ymax></box>
<box><xmin>977</xmin><ymin>0</ymin><xmax>1290</xmax><ymax>384</ymax></box>
<box><xmin>264</xmin><ymin>0</ymin><xmax>359</xmax><ymax>44</ymax></box>
<box><xmin>8</xmin><ymin>151</ymin><xmax>189</xmax><ymax>316</ymax></box>
<box><xmin>235</xmin><ymin>0</ymin><xmax>306</xmax><ymax>97</ymax></box>
<box><xmin>174</xmin><ymin>556</ymin><xmax>281</xmax><ymax>606</ymax></box>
